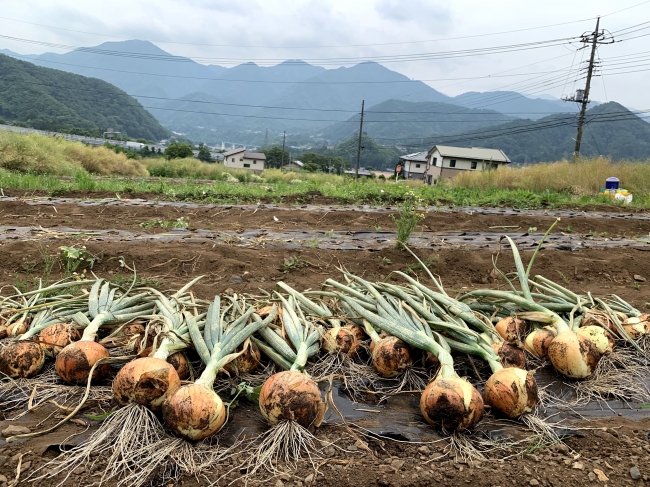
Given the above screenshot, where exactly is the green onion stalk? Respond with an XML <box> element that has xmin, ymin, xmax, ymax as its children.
<box><xmin>112</xmin><ymin>277</ymin><xmax>206</xmax><ymax>410</ymax></box>
<box><xmin>277</xmin><ymin>281</ymin><xmax>362</xmax><ymax>357</ymax></box>
<box><xmin>54</xmin><ymin>278</ymin><xmax>156</xmax><ymax>385</ymax></box>
<box><xmin>336</xmin><ymin>289</ymin><xmax>484</xmax><ymax>431</ymax></box>
<box><xmin>256</xmin><ymin>293</ymin><xmax>326</xmax><ymax>429</ymax></box>
<box><xmin>162</xmin><ymin>301</ymin><xmax>277</xmax><ymax>440</ymax></box>
<box><xmin>461</xmin><ymin>236</ymin><xmax>602</xmax><ymax>379</ymax></box>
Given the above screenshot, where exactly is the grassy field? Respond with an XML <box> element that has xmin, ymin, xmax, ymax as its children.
<box><xmin>0</xmin><ymin>132</ymin><xmax>648</xmax><ymax>208</ymax></box>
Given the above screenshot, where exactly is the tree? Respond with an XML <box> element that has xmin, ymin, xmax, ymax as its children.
<box><xmin>261</xmin><ymin>146</ymin><xmax>290</xmax><ymax>169</ymax></box>
<box><xmin>197</xmin><ymin>143</ymin><xmax>213</xmax><ymax>163</ymax></box>
<box><xmin>164</xmin><ymin>142</ymin><xmax>194</xmax><ymax>160</ymax></box>
<box><xmin>303</xmin><ymin>162</ymin><xmax>319</xmax><ymax>172</ymax></box>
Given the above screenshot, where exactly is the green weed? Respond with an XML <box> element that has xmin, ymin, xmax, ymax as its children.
<box><xmin>392</xmin><ymin>191</ymin><xmax>425</xmax><ymax>250</ymax></box>
<box><xmin>280</xmin><ymin>255</ymin><xmax>309</xmax><ymax>273</ymax></box>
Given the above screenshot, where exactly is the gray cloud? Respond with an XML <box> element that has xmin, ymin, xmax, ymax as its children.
<box><xmin>375</xmin><ymin>0</ymin><xmax>451</xmax><ymax>23</ymax></box>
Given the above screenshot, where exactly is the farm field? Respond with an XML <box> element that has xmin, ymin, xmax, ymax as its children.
<box><xmin>1</xmin><ymin>189</ymin><xmax>650</xmax><ymax>487</ymax></box>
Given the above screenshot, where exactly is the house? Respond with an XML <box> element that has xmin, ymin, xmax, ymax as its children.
<box><xmin>283</xmin><ymin>160</ymin><xmax>304</xmax><ymax>170</ymax></box>
<box><xmin>425</xmin><ymin>146</ymin><xmax>510</xmax><ymax>185</ymax></box>
<box><xmin>222</xmin><ymin>148</ymin><xmax>266</xmax><ymax>172</ymax></box>
<box><xmin>397</xmin><ymin>152</ymin><xmax>428</xmax><ymax>180</ymax></box>
<box><xmin>344</xmin><ymin>168</ymin><xmax>374</xmax><ymax>178</ymax></box>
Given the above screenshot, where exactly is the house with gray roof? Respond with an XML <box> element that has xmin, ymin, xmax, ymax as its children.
<box><xmin>424</xmin><ymin>145</ymin><xmax>510</xmax><ymax>185</ymax></box>
<box><xmin>397</xmin><ymin>151</ymin><xmax>429</xmax><ymax>180</ymax></box>
<box><xmin>223</xmin><ymin>148</ymin><xmax>266</xmax><ymax>172</ymax></box>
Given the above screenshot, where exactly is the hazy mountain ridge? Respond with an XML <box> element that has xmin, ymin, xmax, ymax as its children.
<box><xmin>0</xmin><ymin>53</ymin><xmax>170</xmax><ymax>140</ymax></box>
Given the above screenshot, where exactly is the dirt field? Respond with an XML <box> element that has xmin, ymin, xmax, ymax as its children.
<box><xmin>1</xmin><ymin>192</ymin><xmax>649</xmax><ymax>487</ymax></box>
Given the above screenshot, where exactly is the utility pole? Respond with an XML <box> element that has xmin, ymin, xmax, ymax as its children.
<box><xmin>264</xmin><ymin>128</ymin><xmax>268</xmax><ymax>147</ymax></box>
<box><xmin>355</xmin><ymin>100</ymin><xmax>365</xmax><ymax>179</ymax></box>
<box><xmin>563</xmin><ymin>17</ymin><xmax>612</xmax><ymax>161</ymax></box>
<box><xmin>281</xmin><ymin>131</ymin><xmax>286</xmax><ymax>171</ymax></box>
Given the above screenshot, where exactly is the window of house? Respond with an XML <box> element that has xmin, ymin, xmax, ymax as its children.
<box><xmin>253</xmin><ymin>161</ymin><xmax>257</xmax><ymax>164</ymax></box>
<box><xmin>415</xmin><ymin>164</ymin><xmax>421</xmax><ymax>168</ymax></box>
<box><xmin>240</xmin><ymin>158</ymin><xmax>244</xmax><ymax>161</ymax></box>
<box><xmin>244</xmin><ymin>163</ymin><xmax>250</xmax><ymax>168</ymax></box>
<box><xmin>471</xmin><ymin>161</ymin><xmax>477</xmax><ymax>169</ymax></box>
<box><xmin>232</xmin><ymin>158</ymin><xmax>235</xmax><ymax>162</ymax></box>
<box><xmin>450</xmin><ymin>160</ymin><xmax>456</xmax><ymax>168</ymax></box>
<box><xmin>432</xmin><ymin>157</ymin><xmax>437</xmax><ymax>166</ymax></box>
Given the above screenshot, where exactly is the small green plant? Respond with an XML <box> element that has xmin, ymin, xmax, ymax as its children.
<box><xmin>375</xmin><ymin>226</ymin><xmax>383</xmax><ymax>231</ymax></box>
<box><xmin>528</xmin><ymin>227</ymin><xmax>538</xmax><ymax>232</ymax></box>
<box><xmin>405</xmin><ymin>256</ymin><xmax>439</xmax><ymax>277</ymax></box>
<box><xmin>391</xmin><ymin>191</ymin><xmax>425</xmax><ymax>250</ymax></box>
<box><xmin>21</xmin><ymin>257</ymin><xmax>37</xmax><ymax>274</ymax></box>
<box><xmin>380</xmin><ymin>256</ymin><xmax>393</xmax><ymax>265</ymax></box>
<box><xmin>555</xmin><ymin>270</ymin><xmax>570</xmax><ymax>285</ymax></box>
<box><xmin>562</xmin><ymin>225</ymin><xmax>573</xmax><ymax>233</ymax></box>
<box><xmin>140</xmin><ymin>218</ymin><xmax>169</xmax><ymax>229</ymax></box>
<box><xmin>173</xmin><ymin>217</ymin><xmax>190</xmax><ymax>229</ymax></box>
<box><xmin>38</xmin><ymin>245</ymin><xmax>57</xmax><ymax>282</ymax></box>
<box><xmin>632</xmin><ymin>281</ymin><xmax>641</xmax><ymax>290</ymax></box>
<box><xmin>308</xmin><ymin>238</ymin><xmax>320</xmax><ymax>248</ymax></box>
<box><xmin>280</xmin><ymin>255</ymin><xmax>309</xmax><ymax>273</ymax></box>
<box><xmin>60</xmin><ymin>245</ymin><xmax>98</xmax><ymax>277</ymax></box>
<box><xmin>324</xmin><ymin>230</ymin><xmax>335</xmax><ymax>237</ymax></box>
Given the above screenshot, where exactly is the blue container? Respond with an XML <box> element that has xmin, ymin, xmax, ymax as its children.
<box><xmin>605</xmin><ymin>177</ymin><xmax>620</xmax><ymax>190</ymax></box>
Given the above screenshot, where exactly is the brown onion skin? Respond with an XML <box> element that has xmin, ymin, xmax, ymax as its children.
<box><xmin>420</xmin><ymin>377</ymin><xmax>484</xmax><ymax>431</ymax></box>
<box><xmin>524</xmin><ymin>327</ymin><xmax>557</xmax><ymax>359</ymax></box>
<box><xmin>55</xmin><ymin>340</ymin><xmax>111</xmax><ymax>384</ymax></box>
<box><xmin>7</xmin><ymin>319</ymin><xmax>29</xmax><ymax>337</ymax></box>
<box><xmin>581</xmin><ymin>310</ymin><xmax>623</xmax><ymax>334</ymax></box>
<box><xmin>224</xmin><ymin>343</ymin><xmax>261</xmax><ymax>375</ymax></box>
<box><xmin>0</xmin><ymin>341</ymin><xmax>45</xmax><ymax>378</ymax></box>
<box><xmin>163</xmin><ymin>384</ymin><xmax>226</xmax><ymax>441</ymax></box>
<box><xmin>371</xmin><ymin>336</ymin><xmax>413</xmax><ymax>378</ymax></box>
<box><xmin>622</xmin><ymin>314</ymin><xmax>650</xmax><ymax>339</ymax></box>
<box><xmin>346</xmin><ymin>324</ymin><xmax>366</xmax><ymax>343</ymax></box>
<box><xmin>322</xmin><ymin>327</ymin><xmax>360</xmax><ymax>357</ymax></box>
<box><xmin>491</xmin><ymin>341</ymin><xmax>527</xmax><ymax>369</ymax></box>
<box><xmin>168</xmin><ymin>352</ymin><xmax>190</xmax><ymax>380</ymax></box>
<box><xmin>483</xmin><ymin>368</ymin><xmax>538</xmax><ymax>418</ymax></box>
<box><xmin>39</xmin><ymin>323</ymin><xmax>82</xmax><ymax>357</ymax></box>
<box><xmin>547</xmin><ymin>331</ymin><xmax>601</xmax><ymax>379</ymax></box>
<box><xmin>576</xmin><ymin>325</ymin><xmax>615</xmax><ymax>354</ymax></box>
<box><xmin>112</xmin><ymin>357</ymin><xmax>181</xmax><ymax>410</ymax></box>
<box><xmin>495</xmin><ymin>317</ymin><xmax>529</xmax><ymax>344</ymax></box>
<box><xmin>259</xmin><ymin>370</ymin><xmax>326</xmax><ymax>428</ymax></box>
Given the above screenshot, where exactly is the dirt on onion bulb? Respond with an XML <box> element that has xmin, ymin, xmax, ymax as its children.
<box><xmin>371</xmin><ymin>336</ymin><xmax>413</xmax><ymax>378</ymax></box>
<box><xmin>576</xmin><ymin>325</ymin><xmax>615</xmax><ymax>354</ymax></box>
<box><xmin>420</xmin><ymin>376</ymin><xmax>484</xmax><ymax>431</ymax></box>
<box><xmin>113</xmin><ymin>357</ymin><xmax>181</xmax><ymax>410</ymax></box>
<box><xmin>483</xmin><ymin>368</ymin><xmax>538</xmax><ymax>418</ymax></box>
<box><xmin>259</xmin><ymin>370</ymin><xmax>326</xmax><ymax>428</ymax></box>
<box><xmin>162</xmin><ymin>383</ymin><xmax>226</xmax><ymax>441</ymax></box>
<box><xmin>0</xmin><ymin>341</ymin><xmax>45</xmax><ymax>378</ymax></box>
<box><xmin>547</xmin><ymin>330</ymin><xmax>601</xmax><ymax>379</ymax></box>
<box><xmin>322</xmin><ymin>325</ymin><xmax>360</xmax><ymax>357</ymax></box>
<box><xmin>38</xmin><ymin>323</ymin><xmax>81</xmax><ymax>358</ymax></box>
<box><xmin>491</xmin><ymin>341</ymin><xmax>527</xmax><ymax>368</ymax></box>
<box><xmin>55</xmin><ymin>340</ymin><xmax>111</xmax><ymax>384</ymax></box>
<box><xmin>223</xmin><ymin>342</ymin><xmax>261</xmax><ymax>375</ymax></box>
<box><xmin>524</xmin><ymin>327</ymin><xmax>557</xmax><ymax>359</ymax></box>
<box><xmin>495</xmin><ymin>317</ymin><xmax>529</xmax><ymax>345</ymax></box>
<box><xmin>622</xmin><ymin>315</ymin><xmax>650</xmax><ymax>339</ymax></box>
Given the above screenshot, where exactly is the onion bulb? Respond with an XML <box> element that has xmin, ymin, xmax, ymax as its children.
<box><xmin>6</xmin><ymin>319</ymin><xmax>29</xmax><ymax>338</ymax></box>
<box><xmin>495</xmin><ymin>317</ymin><xmax>529</xmax><ymax>344</ymax></box>
<box><xmin>420</xmin><ymin>377</ymin><xmax>484</xmax><ymax>431</ymax></box>
<box><xmin>0</xmin><ymin>341</ymin><xmax>45</xmax><ymax>378</ymax></box>
<box><xmin>322</xmin><ymin>326</ymin><xmax>360</xmax><ymax>357</ymax></box>
<box><xmin>162</xmin><ymin>383</ymin><xmax>226</xmax><ymax>441</ymax></box>
<box><xmin>168</xmin><ymin>352</ymin><xmax>190</xmax><ymax>380</ymax></box>
<box><xmin>55</xmin><ymin>340</ymin><xmax>111</xmax><ymax>384</ymax></box>
<box><xmin>346</xmin><ymin>323</ymin><xmax>366</xmax><ymax>342</ymax></box>
<box><xmin>524</xmin><ymin>327</ymin><xmax>557</xmax><ymax>359</ymax></box>
<box><xmin>39</xmin><ymin>323</ymin><xmax>81</xmax><ymax>358</ymax></box>
<box><xmin>483</xmin><ymin>368</ymin><xmax>538</xmax><ymax>418</ymax></box>
<box><xmin>622</xmin><ymin>315</ymin><xmax>650</xmax><ymax>339</ymax></box>
<box><xmin>259</xmin><ymin>370</ymin><xmax>326</xmax><ymax>428</ymax></box>
<box><xmin>581</xmin><ymin>310</ymin><xmax>626</xmax><ymax>333</ymax></box>
<box><xmin>491</xmin><ymin>341</ymin><xmax>526</xmax><ymax>368</ymax></box>
<box><xmin>576</xmin><ymin>325</ymin><xmax>615</xmax><ymax>354</ymax></box>
<box><xmin>112</xmin><ymin>357</ymin><xmax>181</xmax><ymax>410</ymax></box>
<box><xmin>371</xmin><ymin>336</ymin><xmax>413</xmax><ymax>378</ymax></box>
<box><xmin>547</xmin><ymin>330</ymin><xmax>601</xmax><ymax>379</ymax></box>
<box><xmin>224</xmin><ymin>342</ymin><xmax>261</xmax><ymax>375</ymax></box>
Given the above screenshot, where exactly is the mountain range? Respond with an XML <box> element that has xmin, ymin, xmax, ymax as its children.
<box><xmin>1</xmin><ymin>40</ymin><xmax>583</xmax><ymax>144</ymax></box>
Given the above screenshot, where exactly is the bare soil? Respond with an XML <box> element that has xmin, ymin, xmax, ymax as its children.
<box><xmin>1</xmin><ymin>193</ymin><xmax>649</xmax><ymax>487</ymax></box>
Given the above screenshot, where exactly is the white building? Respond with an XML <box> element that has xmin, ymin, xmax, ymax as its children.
<box><xmin>222</xmin><ymin>148</ymin><xmax>266</xmax><ymax>172</ymax></box>
<box><xmin>398</xmin><ymin>152</ymin><xmax>428</xmax><ymax>180</ymax></box>
<box><xmin>424</xmin><ymin>146</ymin><xmax>510</xmax><ymax>185</ymax></box>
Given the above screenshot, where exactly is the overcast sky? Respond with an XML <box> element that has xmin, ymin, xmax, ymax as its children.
<box><xmin>1</xmin><ymin>0</ymin><xmax>649</xmax><ymax>109</ymax></box>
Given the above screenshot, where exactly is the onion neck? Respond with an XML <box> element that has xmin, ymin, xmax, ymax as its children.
<box><xmin>436</xmin><ymin>348</ymin><xmax>459</xmax><ymax>380</ymax></box>
<box><xmin>80</xmin><ymin>313</ymin><xmax>109</xmax><ymax>341</ymax></box>
<box><xmin>291</xmin><ymin>342</ymin><xmax>309</xmax><ymax>371</ymax></box>
<box><xmin>196</xmin><ymin>351</ymin><xmax>227</xmax><ymax>387</ymax></box>
<box><xmin>152</xmin><ymin>337</ymin><xmax>173</xmax><ymax>360</ymax></box>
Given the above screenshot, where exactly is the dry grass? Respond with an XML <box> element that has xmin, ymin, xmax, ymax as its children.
<box><xmin>0</xmin><ymin>132</ymin><xmax>148</xmax><ymax>176</ymax></box>
<box><xmin>452</xmin><ymin>157</ymin><xmax>650</xmax><ymax>195</ymax></box>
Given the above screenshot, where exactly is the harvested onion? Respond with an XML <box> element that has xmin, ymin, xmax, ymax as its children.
<box><xmin>483</xmin><ymin>368</ymin><xmax>538</xmax><ymax>418</ymax></box>
<box><xmin>259</xmin><ymin>370</ymin><xmax>326</xmax><ymax>428</ymax></box>
<box><xmin>524</xmin><ymin>327</ymin><xmax>557</xmax><ymax>359</ymax></box>
<box><xmin>622</xmin><ymin>315</ymin><xmax>650</xmax><ymax>339</ymax></box>
<box><xmin>39</xmin><ymin>323</ymin><xmax>81</xmax><ymax>357</ymax></box>
<box><xmin>0</xmin><ymin>341</ymin><xmax>45</xmax><ymax>379</ymax></box>
<box><xmin>576</xmin><ymin>325</ymin><xmax>615</xmax><ymax>354</ymax></box>
<box><xmin>371</xmin><ymin>336</ymin><xmax>413</xmax><ymax>378</ymax></box>
<box><xmin>495</xmin><ymin>317</ymin><xmax>528</xmax><ymax>344</ymax></box>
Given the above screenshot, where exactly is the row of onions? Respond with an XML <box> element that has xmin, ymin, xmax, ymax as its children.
<box><xmin>1</xmin><ymin>238</ymin><xmax>649</xmax><ymax>452</ymax></box>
